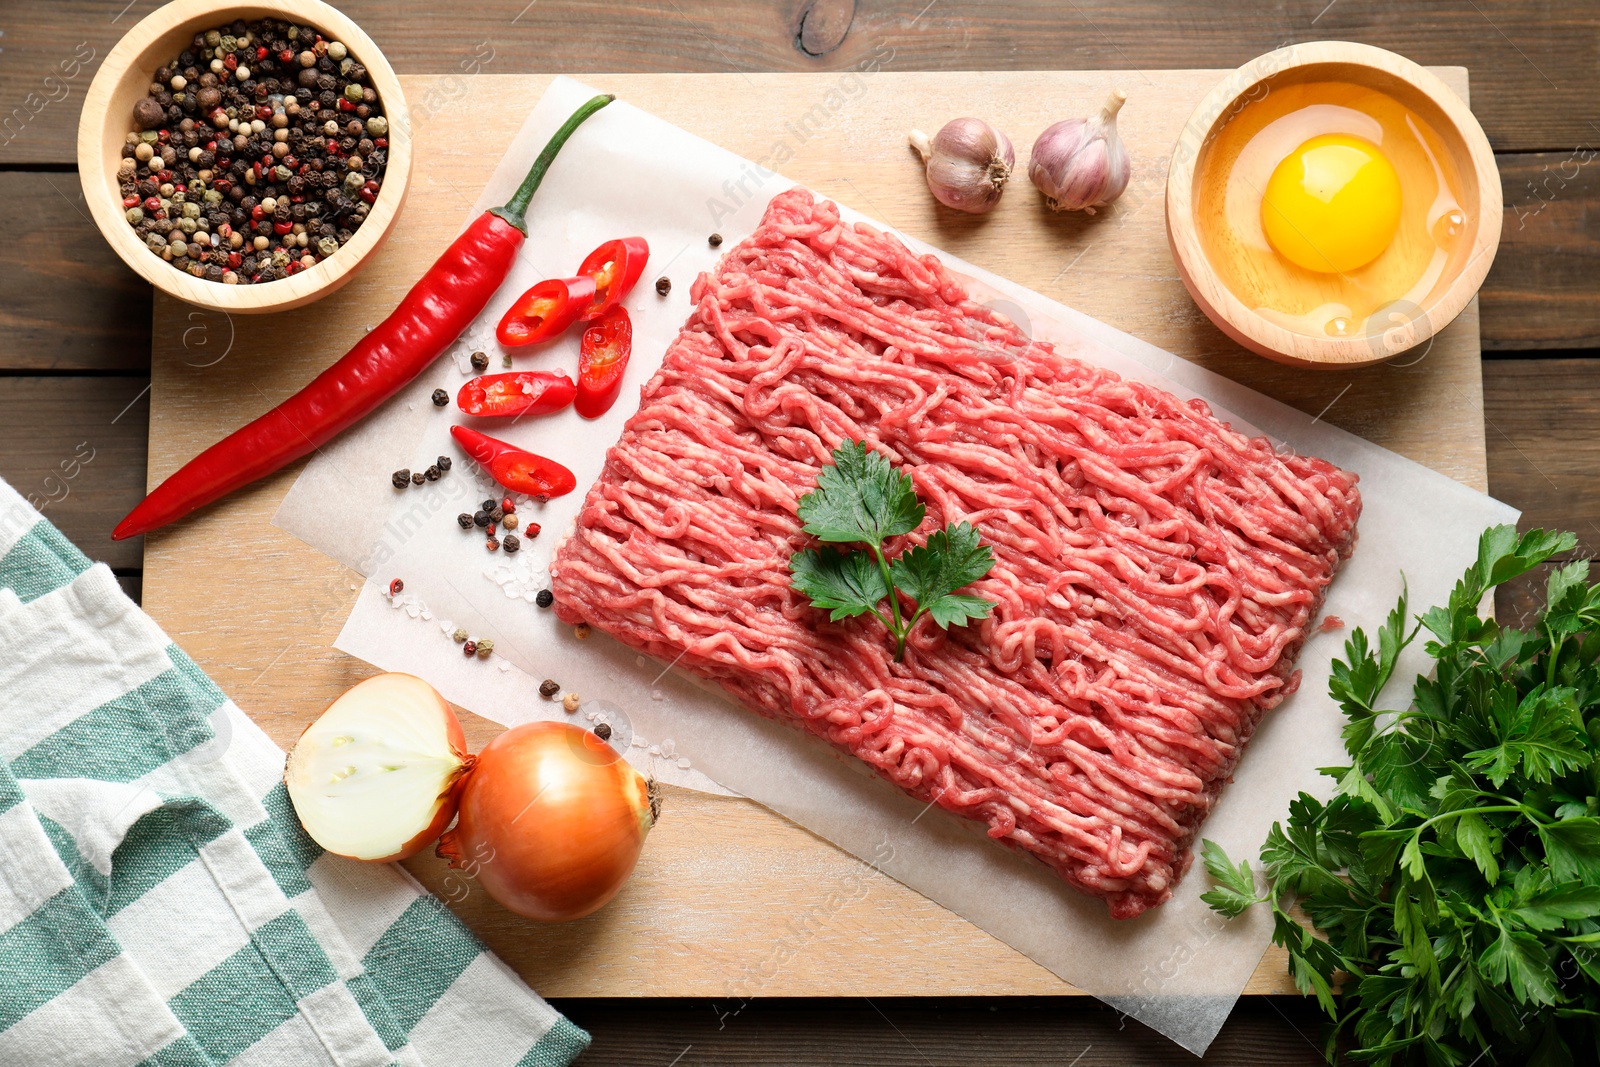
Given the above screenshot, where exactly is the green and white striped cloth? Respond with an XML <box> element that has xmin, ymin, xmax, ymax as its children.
<box><xmin>0</xmin><ymin>478</ymin><xmax>588</xmax><ymax>1067</ymax></box>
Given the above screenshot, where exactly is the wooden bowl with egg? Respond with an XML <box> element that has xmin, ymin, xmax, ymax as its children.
<box><xmin>1166</xmin><ymin>41</ymin><xmax>1500</xmax><ymax>368</ymax></box>
<box><xmin>77</xmin><ymin>0</ymin><xmax>411</xmax><ymax>314</ymax></box>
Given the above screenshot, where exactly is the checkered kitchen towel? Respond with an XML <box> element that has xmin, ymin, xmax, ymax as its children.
<box><xmin>0</xmin><ymin>478</ymin><xmax>588</xmax><ymax>1067</ymax></box>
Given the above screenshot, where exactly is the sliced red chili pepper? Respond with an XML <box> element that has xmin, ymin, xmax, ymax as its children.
<box><xmin>495</xmin><ymin>275</ymin><xmax>597</xmax><ymax>347</ymax></box>
<box><xmin>451</xmin><ymin>425</ymin><xmax>577</xmax><ymax>499</ymax></box>
<box><xmin>575</xmin><ymin>306</ymin><xmax>633</xmax><ymax>419</ymax></box>
<box><xmin>577</xmin><ymin>236</ymin><xmax>649</xmax><ymax>321</ymax></box>
<box><xmin>457</xmin><ymin>371</ymin><xmax>576</xmax><ymax>418</ymax></box>
<box><xmin>112</xmin><ymin>95</ymin><xmax>614</xmax><ymax>541</ymax></box>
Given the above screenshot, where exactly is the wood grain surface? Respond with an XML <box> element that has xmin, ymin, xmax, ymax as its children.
<box><xmin>555</xmin><ymin>996</ymin><xmax>1335</xmax><ymax>1065</ymax></box>
<box><xmin>1</xmin><ymin>1</ymin><xmax>1593</xmax><ymax>1061</ymax></box>
<box><xmin>0</xmin><ymin>171</ymin><xmax>153</xmax><ymax>372</ymax></box>
<box><xmin>1482</xmin><ymin>152</ymin><xmax>1600</xmax><ymax>351</ymax></box>
<box><xmin>3</xmin><ymin>0</ymin><xmax>1595</xmax><ymax>164</ymax></box>
<box><xmin>139</xmin><ymin>69</ymin><xmax>1486</xmax><ymax>1002</ymax></box>
<box><xmin>0</xmin><ymin>375</ymin><xmax>148</xmax><ymax>570</ymax></box>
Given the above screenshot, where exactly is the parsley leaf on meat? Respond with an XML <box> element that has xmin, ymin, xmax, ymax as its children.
<box><xmin>788</xmin><ymin>547</ymin><xmax>890</xmax><ymax>622</ymax></box>
<box><xmin>890</xmin><ymin>522</ymin><xmax>997</xmax><ymax>630</ymax></box>
<box><xmin>788</xmin><ymin>440</ymin><xmax>996</xmax><ymax>661</ymax></box>
<box><xmin>797</xmin><ymin>439</ymin><xmax>925</xmax><ymax>546</ymax></box>
<box><xmin>1202</xmin><ymin>524</ymin><xmax>1600</xmax><ymax>1066</ymax></box>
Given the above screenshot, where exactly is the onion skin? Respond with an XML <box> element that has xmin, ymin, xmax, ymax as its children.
<box><xmin>437</xmin><ymin>721</ymin><xmax>655</xmax><ymax>922</ymax></box>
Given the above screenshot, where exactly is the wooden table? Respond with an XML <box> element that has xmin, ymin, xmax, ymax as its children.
<box><xmin>5</xmin><ymin>3</ymin><xmax>1598</xmax><ymax>1063</ymax></box>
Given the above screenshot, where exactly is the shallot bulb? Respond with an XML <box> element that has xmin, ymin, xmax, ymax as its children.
<box><xmin>908</xmin><ymin>118</ymin><xmax>1015</xmax><ymax>214</ymax></box>
<box><xmin>1029</xmin><ymin>89</ymin><xmax>1131</xmax><ymax>214</ymax></box>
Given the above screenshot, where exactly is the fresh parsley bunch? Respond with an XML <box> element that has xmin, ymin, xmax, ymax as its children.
<box><xmin>788</xmin><ymin>440</ymin><xmax>996</xmax><ymax>661</ymax></box>
<box><xmin>1203</xmin><ymin>526</ymin><xmax>1600</xmax><ymax>1065</ymax></box>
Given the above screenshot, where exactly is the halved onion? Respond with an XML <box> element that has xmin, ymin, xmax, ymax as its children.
<box><xmin>285</xmin><ymin>673</ymin><xmax>472</xmax><ymax>862</ymax></box>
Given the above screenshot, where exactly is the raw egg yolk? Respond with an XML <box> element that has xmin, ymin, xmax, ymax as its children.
<box><xmin>1260</xmin><ymin>134</ymin><xmax>1402</xmax><ymax>274</ymax></box>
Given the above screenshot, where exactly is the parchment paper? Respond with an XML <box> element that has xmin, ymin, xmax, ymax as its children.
<box><xmin>276</xmin><ymin>76</ymin><xmax>1518</xmax><ymax>1054</ymax></box>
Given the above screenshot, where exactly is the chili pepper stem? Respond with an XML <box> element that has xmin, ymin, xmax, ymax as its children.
<box><xmin>491</xmin><ymin>94</ymin><xmax>615</xmax><ymax>234</ymax></box>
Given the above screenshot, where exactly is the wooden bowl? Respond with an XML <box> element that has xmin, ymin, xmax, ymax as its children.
<box><xmin>1165</xmin><ymin>41</ymin><xmax>1501</xmax><ymax>367</ymax></box>
<box><xmin>77</xmin><ymin>0</ymin><xmax>411</xmax><ymax>314</ymax></box>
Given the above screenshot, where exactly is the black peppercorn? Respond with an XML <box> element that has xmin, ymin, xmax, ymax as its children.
<box><xmin>437</xmin><ymin>455</ymin><xmax>452</xmax><ymax>472</ymax></box>
<box><xmin>431</xmin><ymin>388</ymin><xmax>448</xmax><ymax>407</ymax></box>
<box><xmin>489</xmin><ymin>507</ymin><xmax>505</xmax><ymax>523</ymax></box>
<box><xmin>536</xmin><ymin>589</ymin><xmax>554</xmax><ymax>609</ymax></box>
<box><xmin>594</xmin><ymin>722</ymin><xmax>613</xmax><ymax>741</ymax></box>
<box><xmin>410</xmin><ymin>471</ymin><xmax>425</xmax><ymax>485</ymax></box>
<box><xmin>470</xmin><ymin>351</ymin><xmax>489</xmax><ymax>371</ymax></box>
<box><xmin>481</xmin><ymin>498</ymin><xmax>497</xmax><ymax>512</ymax></box>
<box><xmin>539</xmin><ymin>679</ymin><xmax>560</xmax><ymax>699</ymax></box>
<box><xmin>502</xmin><ymin>533</ymin><xmax>520</xmax><ymax>553</ymax></box>
<box><xmin>457</xmin><ymin>512</ymin><xmax>473</xmax><ymax>530</ymax></box>
<box><xmin>473</xmin><ymin>510</ymin><xmax>489</xmax><ymax>528</ymax></box>
<box><xmin>655</xmin><ymin>276</ymin><xmax>671</xmax><ymax>295</ymax></box>
<box><xmin>133</xmin><ymin>96</ymin><xmax>166</xmax><ymax>130</ymax></box>
<box><xmin>391</xmin><ymin>468</ymin><xmax>410</xmax><ymax>488</ymax></box>
<box><xmin>424</xmin><ymin>464</ymin><xmax>441</xmax><ymax>481</ymax></box>
<box><xmin>709</xmin><ymin>233</ymin><xmax>723</xmax><ymax>247</ymax></box>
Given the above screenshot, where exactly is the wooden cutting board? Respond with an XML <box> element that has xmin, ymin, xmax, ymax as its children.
<box><xmin>143</xmin><ymin>70</ymin><xmax>1484</xmax><ymax>998</ymax></box>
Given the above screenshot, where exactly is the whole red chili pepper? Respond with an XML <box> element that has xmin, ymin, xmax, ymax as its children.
<box><xmin>457</xmin><ymin>371</ymin><xmax>576</xmax><ymax>418</ymax></box>
<box><xmin>111</xmin><ymin>94</ymin><xmax>614</xmax><ymax>541</ymax></box>
<box><xmin>576</xmin><ymin>236</ymin><xmax>649</xmax><ymax>321</ymax></box>
<box><xmin>575</xmin><ymin>306</ymin><xmax>633</xmax><ymax>419</ymax></box>
<box><xmin>494</xmin><ymin>275</ymin><xmax>597</xmax><ymax>347</ymax></box>
<box><xmin>450</xmin><ymin>425</ymin><xmax>576</xmax><ymax>500</ymax></box>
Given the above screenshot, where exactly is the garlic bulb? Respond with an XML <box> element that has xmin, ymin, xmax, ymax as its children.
<box><xmin>908</xmin><ymin>118</ymin><xmax>1015</xmax><ymax>214</ymax></box>
<box><xmin>1028</xmin><ymin>89</ymin><xmax>1131</xmax><ymax>214</ymax></box>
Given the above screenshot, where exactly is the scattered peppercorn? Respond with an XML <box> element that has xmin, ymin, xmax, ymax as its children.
<box><xmin>437</xmin><ymin>455</ymin><xmax>452</xmax><ymax>472</ymax></box>
<box><xmin>481</xmin><ymin>498</ymin><xmax>497</xmax><ymax>511</ymax></box>
<box><xmin>463</xmin><ymin>640</ymin><xmax>476</xmax><ymax>656</ymax></box>
<box><xmin>452</xmin><ymin>627</ymin><xmax>468</xmax><ymax>642</ymax></box>
<box><xmin>502</xmin><ymin>533</ymin><xmax>520</xmax><ymax>553</ymax></box>
<box><xmin>388</xmin><ymin>577</ymin><xmax>403</xmax><ymax>595</ymax></box>
<box><xmin>708</xmin><ymin>233</ymin><xmax>723</xmax><ymax>247</ymax></box>
<box><xmin>486</xmin><ymin>536</ymin><xmax>500</xmax><ymax>551</ymax></box>
<box><xmin>489</xmin><ymin>506</ymin><xmax>504</xmax><ymax>523</ymax></box>
<box><xmin>501</xmin><ymin>496</ymin><xmax>516</xmax><ymax>513</ymax></box>
<box><xmin>574</xmin><ymin>622</ymin><xmax>591</xmax><ymax>640</ymax></box>
<box><xmin>457</xmin><ymin>512</ymin><xmax>473</xmax><ymax>529</ymax></box>
<box><xmin>473</xmin><ymin>510</ymin><xmax>489</xmax><ymax>527</ymax></box>
<box><xmin>594</xmin><ymin>722</ymin><xmax>613</xmax><ymax>741</ymax></box>
<box><xmin>424</xmin><ymin>464</ymin><xmax>441</xmax><ymax>481</ymax></box>
<box><xmin>476</xmin><ymin>638</ymin><xmax>494</xmax><ymax>658</ymax></box>
<box><xmin>562</xmin><ymin>692</ymin><xmax>581</xmax><ymax>713</ymax></box>
<box><xmin>121</xmin><ymin>16</ymin><xmax>387</xmax><ymax>286</ymax></box>
<box><xmin>536</xmin><ymin>588</ymin><xmax>554</xmax><ymax>609</ymax></box>
<box><xmin>391</xmin><ymin>468</ymin><xmax>411</xmax><ymax>488</ymax></box>
<box><xmin>539</xmin><ymin>679</ymin><xmax>560</xmax><ymax>699</ymax></box>
<box><xmin>470</xmin><ymin>351</ymin><xmax>489</xmax><ymax>371</ymax></box>
<box><xmin>502</xmin><ymin>513</ymin><xmax>518</xmax><ymax>530</ymax></box>
<box><xmin>655</xmin><ymin>276</ymin><xmax>671</xmax><ymax>296</ymax></box>
<box><xmin>410</xmin><ymin>471</ymin><xmax>425</xmax><ymax>485</ymax></box>
<box><xmin>431</xmin><ymin>388</ymin><xmax>449</xmax><ymax>407</ymax></box>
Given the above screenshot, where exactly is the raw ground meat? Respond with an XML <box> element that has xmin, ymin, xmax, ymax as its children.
<box><xmin>552</xmin><ymin>188</ymin><xmax>1361</xmax><ymax>918</ymax></box>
